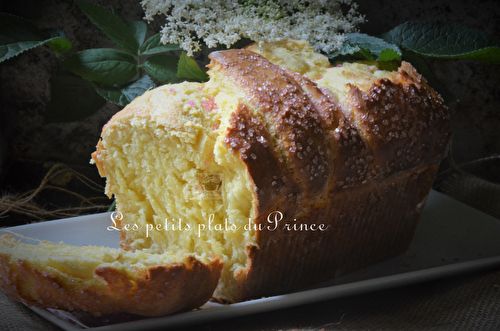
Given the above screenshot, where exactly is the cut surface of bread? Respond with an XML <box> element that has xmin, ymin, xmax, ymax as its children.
<box><xmin>92</xmin><ymin>82</ymin><xmax>257</xmax><ymax>301</ymax></box>
<box><xmin>0</xmin><ymin>39</ymin><xmax>450</xmax><ymax>315</ymax></box>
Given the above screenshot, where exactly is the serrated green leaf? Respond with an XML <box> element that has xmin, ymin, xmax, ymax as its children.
<box><xmin>61</xmin><ymin>48</ymin><xmax>137</xmax><ymax>85</ymax></box>
<box><xmin>44</xmin><ymin>74</ymin><xmax>106</xmax><ymax>124</ymax></box>
<box><xmin>0</xmin><ymin>13</ymin><xmax>41</xmax><ymax>44</ymax></box>
<box><xmin>45</xmin><ymin>37</ymin><xmax>73</xmax><ymax>54</ymax></box>
<box><xmin>0</xmin><ymin>39</ymin><xmax>42</xmax><ymax>62</ymax></box>
<box><xmin>177</xmin><ymin>52</ymin><xmax>209</xmax><ymax>82</ymax></box>
<box><xmin>143</xmin><ymin>54</ymin><xmax>181</xmax><ymax>83</ymax></box>
<box><xmin>75</xmin><ymin>0</ymin><xmax>139</xmax><ymax>55</ymax></box>
<box><xmin>381</xmin><ymin>21</ymin><xmax>500</xmax><ymax>64</ymax></box>
<box><xmin>0</xmin><ymin>13</ymin><xmax>69</xmax><ymax>62</ymax></box>
<box><xmin>358</xmin><ymin>47</ymin><xmax>374</xmax><ymax>61</ymax></box>
<box><xmin>140</xmin><ymin>33</ymin><xmax>182</xmax><ymax>55</ymax></box>
<box><xmin>329</xmin><ymin>33</ymin><xmax>401</xmax><ymax>62</ymax></box>
<box><xmin>93</xmin><ymin>75</ymin><xmax>156</xmax><ymax>106</ymax></box>
<box><xmin>328</xmin><ymin>43</ymin><xmax>359</xmax><ymax>59</ymax></box>
<box><xmin>378</xmin><ymin>48</ymin><xmax>401</xmax><ymax>62</ymax></box>
<box><xmin>124</xmin><ymin>19</ymin><xmax>147</xmax><ymax>46</ymax></box>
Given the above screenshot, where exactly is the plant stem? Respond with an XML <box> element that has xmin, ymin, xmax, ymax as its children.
<box><xmin>137</xmin><ymin>56</ymin><xmax>143</xmax><ymax>78</ymax></box>
<box><xmin>39</xmin><ymin>45</ymin><xmax>63</xmax><ymax>60</ymax></box>
<box><xmin>107</xmin><ymin>199</ymin><xmax>116</xmax><ymax>212</ymax></box>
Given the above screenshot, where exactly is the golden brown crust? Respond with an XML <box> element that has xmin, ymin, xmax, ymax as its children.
<box><xmin>0</xmin><ymin>235</ymin><xmax>223</xmax><ymax>317</ymax></box>
<box><xmin>209</xmin><ymin>50</ymin><xmax>450</xmax><ymax>193</ymax></box>
<box><xmin>210</xmin><ymin>50</ymin><xmax>332</xmax><ymax>198</ymax></box>
<box><xmin>224</xmin><ymin>103</ymin><xmax>300</xmax><ymax>215</ymax></box>
<box><xmin>345</xmin><ymin>65</ymin><xmax>449</xmax><ymax>179</ymax></box>
<box><xmin>237</xmin><ymin>165</ymin><xmax>438</xmax><ymax>301</ymax></box>
<box><xmin>283</xmin><ymin>68</ymin><xmax>373</xmax><ymax>189</ymax></box>
<box><xmin>207</xmin><ymin>50</ymin><xmax>450</xmax><ymax>302</ymax></box>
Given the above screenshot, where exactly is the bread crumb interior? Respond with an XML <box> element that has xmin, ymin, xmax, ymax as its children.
<box><xmin>99</xmin><ymin>83</ymin><xmax>255</xmax><ymax>300</ymax></box>
<box><xmin>0</xmin><ymin>235</ymin><xmax>184</xmax><ymax>280</ymax></box>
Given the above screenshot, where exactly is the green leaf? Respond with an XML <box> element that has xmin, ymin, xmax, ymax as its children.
<box><xmin>0</xmin><ymin>13</ymin><xmax>70</xmax><ymax>62</ymax></box>
<box><xmin>378</xmin><ymin>48</ymin><xmax>401</xmax><ymax>62</ymax></box>
<box><xmin>75</xmin><ymin>0</ymin><xmax>139</xmax><ymax>55</ymax></box>
<box><xmin>44</xmin><ymin>74</ymin><xmax>106</xmax><ymax>124</ymax></box>
<box><xmin>358</xmin><ymin>47</ymin><xmax>374</xmax><ymax>61</ymax></box>
<box><xmin>328</xmin><ymin>33</ymin><xmax>402</xmax><ymax>61</ymax></box>
<box><xmin>93</xmin><ymin>75</ymin><xmax>156</xmax><ymax>106</ymax></box>
<box><xmin>45</xmin><ymin>37</ymin><xmax>73</xmax><ymax>54</ymax></box>
<box><xmin>177</xmin><ymin>52</ymin><xmax>209</xmax><ymax>82</ymax></box>
<box><xmin>140</xmin><ymin>33</ymin><xmax>182</xmax><ymax>55</ymax></box>
<box><xmin>328</xmin><ymin>43</ymin><xmax>361</xmax><ymax>59</ymax></box>
<box><xmin>0</xmin><ymin>13</ymin><xmax>41</xmax><ymax>44</ymax></box>
<box><xmin>143</xmin><ymin>54</ymin><xmax>181</xmax><ymax>83</ymax></box>
<box><xmin>61</xmin><ymin>48</ymin><xmax>137</xmax><ymax>85</ymax></box>
<box><xmin>124</xmin><ymin>19</ymin><xmax>147</xmax><ymax>46</ymax></box>
<box><xmin>380</xmin><ymin>21</ymin><xmax>500</xmax><ymax>64</ymax></box>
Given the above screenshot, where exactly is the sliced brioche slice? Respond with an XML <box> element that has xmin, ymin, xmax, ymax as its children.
<box><xmin>0</xmin><ymin>234</ymin><xmax>222</xmax><ymax>316</ymax></box>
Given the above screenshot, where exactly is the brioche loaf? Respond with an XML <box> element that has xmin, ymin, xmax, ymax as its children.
<box><xmin>0</xmin><ymin>40</ymin><xmax>450</xmax><ymax>315</ymax></box>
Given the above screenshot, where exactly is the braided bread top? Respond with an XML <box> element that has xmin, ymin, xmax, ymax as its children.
<box><xmin>208</xmin><ymin>49</ymin><xmax>450</xmax><ymax>207</ymax></box>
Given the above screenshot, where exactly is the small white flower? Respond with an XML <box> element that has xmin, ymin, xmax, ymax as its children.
<box><xmin>141</xmin><ymin>0</ymin><xmax>365</xmax><ymax>56</ymax></box>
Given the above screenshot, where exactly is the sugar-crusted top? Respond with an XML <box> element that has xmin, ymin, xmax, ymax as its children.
<box><xmin>208</xmin><ymin>47</ymin><xmax>450</xmax><ymax>194</ymax></box>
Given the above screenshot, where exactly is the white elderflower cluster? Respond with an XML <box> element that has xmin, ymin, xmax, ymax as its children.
<box><xmin>141</xmin><ymin>0</ymin><xmax>365</xmax><ymax>56</ymax></box>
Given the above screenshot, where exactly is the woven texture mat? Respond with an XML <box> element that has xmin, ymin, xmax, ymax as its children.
<box><xmin>0</xmin><ymin>166</ymin><xmax>499</xmax><ymax>330</ymax></box>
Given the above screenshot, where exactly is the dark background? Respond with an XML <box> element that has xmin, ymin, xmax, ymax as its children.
<box><xmin>0</xmin><ymin>0</ymin><xmax>499</xmax><ymax>225</ymax></box>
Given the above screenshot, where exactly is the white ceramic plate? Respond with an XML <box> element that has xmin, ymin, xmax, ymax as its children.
<box><xmin>2</xmin><ymin>190</ymin><xmax>500</xmax><ymax>330</ymax></box>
